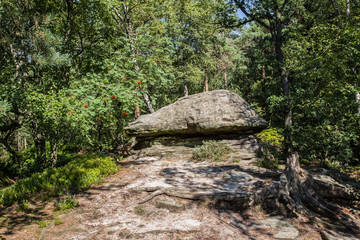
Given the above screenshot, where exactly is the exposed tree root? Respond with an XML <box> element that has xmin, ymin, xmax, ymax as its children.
<box><xmin>136</xmin><ymin>152</ymin><xmax>360</xmax><ymax>235</ymax></box>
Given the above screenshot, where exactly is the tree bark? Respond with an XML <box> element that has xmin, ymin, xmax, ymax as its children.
<box><xmin>346</xmin><ymin>0</ymin><xmax>351</xmax><ymax>15</ymax></box>
<box><xmin>143</xmin><ymin>93</ymin><xmax>154</xmax><ymax>113</ymax></box>
<box><xmin>204</xmin><ymin>66</ymin><xmax>209</xmax><ymax>92</ymax></box>
<box><xmin>50</xmin><ymin>142</ymin><xmax>58</xmax><ymax>167</ymax></box>
<box><xmin>135</xmin><ymin>105</ymin><xmax>140</xmax><ymax>118</ymax></box>
<box><xmin>262</xmin><ymin>49</ymin><xmax>266</xmax><ymax>79</ymax></box>
<box><xmin>356</xmin><ymin>92</ymin><xmax>360</xmax><ymax>114</ymax></box>
<box><xmin>184</xmin><ymin>81</ymin><xmax>188</xmax><ymax>96</ymax></box>
<box><xmin>224</xmin><ymin>70</ymin><xmax>227</xmax><ymax>90</ymax></box>
<box><xmin>273</xmin><ymin>23</ymin><xmax>292</xmax><ymax>153</ymax></box>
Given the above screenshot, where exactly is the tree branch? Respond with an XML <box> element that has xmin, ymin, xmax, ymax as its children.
<box><xmin>233</xmin><ymin>0</ymin><xmax>271</xmax><ymax>30</ymax></box>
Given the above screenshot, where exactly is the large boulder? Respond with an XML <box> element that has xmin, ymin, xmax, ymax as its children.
<box><xmin>125</xmin><ymin>90</ymin><xmax>267</xmax><ymax>138</ymax></box>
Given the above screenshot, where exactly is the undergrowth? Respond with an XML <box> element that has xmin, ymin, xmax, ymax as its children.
<box><xmin>193</xmin><ymin>140</ymin><xmax>232</xmax><ymax>162</ymax></box>
<box><xmin>54</xmin><ymin>195</ymin><xmax>79</xmax><ymax>211</ymax></box>
<box><xmin>0</xmin><ymin>154</ymin><xmax>120</xmax><ymax>207</ymax></box>
<box><xmin>256</xmin><ymin>128</ymin><xmax>284</xmax><ymax>169</ymax></box>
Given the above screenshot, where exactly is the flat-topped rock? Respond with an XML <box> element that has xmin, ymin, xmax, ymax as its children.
<box><xmin>125</xmin><ymin>90</ymin><xmax>267</xmax><ymax>138</ymax></box>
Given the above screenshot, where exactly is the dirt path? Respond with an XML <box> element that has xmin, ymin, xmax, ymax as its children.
<box><xmin>0</xmin><ymin>146</ymin><xmax>357</xmax><ymax>240</ymax></box>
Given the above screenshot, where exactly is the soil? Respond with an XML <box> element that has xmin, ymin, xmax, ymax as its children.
<box><xmin>0</xmin><ymin>145</ymin><xmax>359</xmax><ymax>240</ymax></box>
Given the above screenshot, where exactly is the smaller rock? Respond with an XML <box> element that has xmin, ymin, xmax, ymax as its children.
<box><xmin>155</xmin><ymin>199</ymin><xmax>185</xmax><ymax>212</ymax></box>
<box><xmin>222</xmin><ymin>170</ymin><xmax>253</xmax><ymax>183</ymax></box>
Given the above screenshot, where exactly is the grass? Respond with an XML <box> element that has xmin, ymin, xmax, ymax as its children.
<box><xmin>0</xmin><ymin>154</ymin><xmax>120</xmax><ymax>207</ymax></box>
<box><xmin>54</xmin><ymin>195</ymin><xmax>79</xmax><ymax>211</ymax></box>
<box><xmin>38</xmin><ymin>220</ymin><xmax>51</xmax><ymax>228</ymax></box>
<box><xmin>192</xmin><ymin>140</ymin><xmax>232</xmax><ymax>162</ymax></box>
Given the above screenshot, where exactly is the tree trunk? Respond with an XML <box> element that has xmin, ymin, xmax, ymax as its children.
<box><xmin>17</xmin><ymin>130</ymin><xmax>20</xmax><ymax>152</ymax></box>
<box><xmin>135</xmin><ymin>105</ymin><xmax>140</xmax><ymax>118</ymax></box>
<box><xmin>223</xmin><ymin>70</ymin><xmax>227</xmax><ymax>90</ymax></box>
<box><xmin>274</xmin><ymin>25</ymin><xmax>292</xmax><ymax>153</ymax></box>
<box><xmin>143</xmin><ymin>93</ymin><xmax>154</xmax><ymax>113</ymax></box>
<box><xmin>204</xmin><ymin>66</ymin><xmax>209</xmax><ymax>92</ymax></box>
<box><xmin>262</xmin><ymin>49</ymin><xmax>266</xmax><ymax>79</ymax></box>
<box><xmin>184</xmin><ymin>81</ymin><xmax>188</xmax><ymax>96</ymax></box>
<box><xmin>356</xmin><ymin>92</ymin><xmax>360</xmax><ymax>114</ymax></box>
<box><xmin>50</xmin><ymin>142</ymin><xmax>58</xmax><ymax>167</ymax></box>
<box><xmin>346</xmin><ymin>0</ymin><xmax>351</xmax><ymax>15</ymax></box>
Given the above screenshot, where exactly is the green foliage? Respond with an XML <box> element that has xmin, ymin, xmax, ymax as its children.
<box><xmin>54</xmin><ymin>195</ymin><xmax>79</xmax><ymax>212</ymax></box>
<box><xmin>16</xmin><ymin>199</ymin><xmax>29</xmax><ymax>212</ymax></box>
<box><xmin>256</xmin><ymin>128</ymin><xmax>284</xmax><ymax>169</ymax></box>
<box><xmin>286</xmin><ymin>13</ymin><xmax>360</xmax><ymax>165</ymax></box>
<box><xmin>1</xmin><ymin>0</ymin><xmax>359</xmax><ymax>184</ymax></box>
<box><xmin>0</xmin><ymin>154</ymin><xmax>119</xmax><ymax>207</ymax></box>
<box><xmin>193</xmin><ymin>140</ymin><xmax>232</xmax><ymax>162</ymax></box>
<box><xmin>257</xmin><ymin>128</ymin><xmax>284</xmax><ymax>148</ymax></box>
<box><xmin>38</xmin><ymin>220</ymin><xmax>51</xmax><ymax>228</ymax></box>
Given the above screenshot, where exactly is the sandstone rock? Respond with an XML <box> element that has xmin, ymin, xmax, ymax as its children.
<box><xmin>222</xmin><ymin>170</ymin><xmax>254</xmax><ymax>183</ymax></box>
<box><xmin>255</xmin><ymin>218</ymin><xmax>299</xmax><ymax>239</ymax></box>
<box><xmin>125</xmin><ymin>90</ymin><xmax>267</xmax><ymax>138</ymax></box>
<box><xmin>309</xmin><ymin>168</ymin><xmax>360</xmax><ymax>200</ymax></box>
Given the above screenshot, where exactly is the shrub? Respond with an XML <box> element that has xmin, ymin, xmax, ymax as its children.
<box><xmin>0</xmin><ymin>154</ymin><xmax>120</xmax><ymax>207</ymax></box>
<box><xmin>256</xmin><ymin>128</ymin><xmax>284</xmax><ymax>169</ymax></box>
<box><xmin>54</xmin><ymin>195</ymin><xmax>79</xmax><ymax>211</ymax></box>
<box><xmin>193</xmin><ymin>140</ymin><xmax>232</xmax><ymax>162</ymax></box>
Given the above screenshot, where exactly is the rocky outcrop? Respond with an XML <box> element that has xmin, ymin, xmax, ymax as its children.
<box><xmin>125</xmin><ymin>90</ymin><xmax>267</xmax><ymax>139</ymax></box>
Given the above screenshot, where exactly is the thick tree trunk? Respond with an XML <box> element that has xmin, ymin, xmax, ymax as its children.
<box><xmin>273</xmin><ymin>25</ymin><xmax>292</xmax><ymax>153</ymax></box>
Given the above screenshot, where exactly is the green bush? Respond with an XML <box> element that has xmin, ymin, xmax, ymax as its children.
<box><xmin>54</xmin><ymin>195</ymin><xmax>79</xmax><ymax>211</ymax></box>
<box><xmin>0</xmin><ymin>154</ymin><xmax>120</xmax><ymax>207</ymax></box>
<box><xmin>193</xmin><ymin>140</ymin><xmax>232</xmax><ymax>162</ymax></box>
<box><xmin>256</xmin><ymin>128</ymin><xmax>284</xmax><ymax>169</ymax></box>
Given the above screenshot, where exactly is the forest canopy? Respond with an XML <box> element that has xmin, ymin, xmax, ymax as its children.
<box><xmin>0</xmin><ymin>0</ymin><xmax>359</xmax><ymax>181</ymax></box>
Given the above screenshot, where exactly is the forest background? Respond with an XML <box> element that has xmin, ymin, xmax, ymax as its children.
<box><xmin>0</xmin><ymin>0</ymin><xmax>359</xmax><ymax>191</ymax></box>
